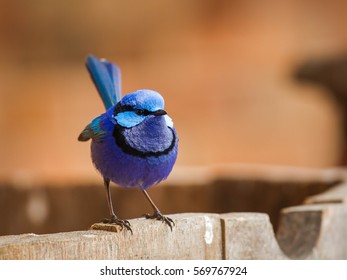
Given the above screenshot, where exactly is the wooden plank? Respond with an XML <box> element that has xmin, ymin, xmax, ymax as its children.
<box><xmin>277</xmin><ymin>203</ymin><xmax>347</xmax><ymax>259</ymax></box>
<box><xmin>0</xmin><ymin>213</ymin><xmax>222</xmax><ymax>260</ymax></box>
<box><xmin>221</xmin><ymin>213</ymin><xmax>286</xmax><ymax>259</ymax></box>
<box><xmin>1</xmin><ymin>200</ymin><xmax>347</xmax><ymax>259</ymax></box>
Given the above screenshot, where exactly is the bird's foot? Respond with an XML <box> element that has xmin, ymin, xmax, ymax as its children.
<box><xmin>102</xmin><ymin>215</ymin><xmax>133</xmax><ymax>234</ymax></box>
<box><xmin>144</xmin><ymin>210</ymin><xmax>175</xmax><ymax>231</ymax></box>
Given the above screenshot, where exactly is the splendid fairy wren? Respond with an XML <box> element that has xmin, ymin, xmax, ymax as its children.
<box><xmin>78</xmin><ymin>55</ymin><xmax>178</xmax><ymax>232</ymax></box>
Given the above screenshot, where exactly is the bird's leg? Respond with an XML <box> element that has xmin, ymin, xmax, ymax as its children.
<box><xmin>142</xmin><ymin>189</ymin><xmax>175</xmax><ymax>231</ymax></box>
<box><xmin>102</xmin><ymin>177</ymin><xmax>132</xmax><ymax>233</ymax></box>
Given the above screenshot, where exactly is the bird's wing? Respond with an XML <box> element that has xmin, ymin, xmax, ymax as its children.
<box><xmin>86</xmin><ymin>55</ymin><xmax>122</xmax><ymax>109</ymax></box>
<box><xmin>78</xmin><ymin>116</ymin><xmax>106</xmax><ymax>142</ymax></box>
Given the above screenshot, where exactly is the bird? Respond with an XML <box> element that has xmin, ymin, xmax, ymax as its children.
<box><xmin>78</xmin><ymin>55</ymin><xmax>178</xmax><ymax>232</ymax></box>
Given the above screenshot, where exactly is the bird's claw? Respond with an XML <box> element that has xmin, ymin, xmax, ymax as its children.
<box><xmin>144</xmin><ymin>211</ymin><xmax>175</xmax><ymax>231</ymax></box>
<box><xmin>102</xmin><ymin>215</ymin><xmax>133</xmax><ymax>234</ymax></box>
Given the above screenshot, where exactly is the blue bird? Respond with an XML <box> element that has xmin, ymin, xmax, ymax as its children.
<box><xmin>78</xmin><ymin>55</ymin><xmax>178</xmax><ymax>232</ymax></box>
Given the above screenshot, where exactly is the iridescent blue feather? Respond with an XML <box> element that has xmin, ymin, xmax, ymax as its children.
<box><xmin>86</xmin><ymin>55</ymin><xmax>122</xmax><ymax>109</ymax></box>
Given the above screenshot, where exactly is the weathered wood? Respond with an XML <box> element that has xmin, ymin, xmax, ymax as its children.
<box><xmin>1</xmin><ymin>180</ymin><xmax>347</xmax><ymax>260</ymax></box>
<box><xmin>277</xmin><ymin>203</ymin><xmax>347</xmax><ymax>259</ymax></box>
<box><xmin>1</xmin><ymin>199</ymin><xmax>347</xmax><ymax>260</ymax></box>
<box><xmin>0</xmin><ymin>213</ymin><xmax>223</xmax><ymax>260</ymax></box>
<box><xmin>221</xmin><ymin>213</ymin><xmax>286</xmax><ymax>259</ymax></box>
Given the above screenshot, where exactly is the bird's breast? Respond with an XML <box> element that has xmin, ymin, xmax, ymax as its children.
<box><xmin>112</xmin><ymin>116</ymin><xmax>176</xmax><ymax>158</ymax></box>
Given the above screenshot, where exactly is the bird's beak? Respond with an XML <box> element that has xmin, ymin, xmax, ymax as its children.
<box><xmin>152</xmin><ymin>109</ymin><xmax>167</xmax><ymax>116</ymax></box>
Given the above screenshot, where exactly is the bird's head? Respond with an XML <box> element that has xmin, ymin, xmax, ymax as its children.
<box><xmin>109</xmin><ymin>89</ymin><xmax>173</xmax><ymax>128</ymax></box>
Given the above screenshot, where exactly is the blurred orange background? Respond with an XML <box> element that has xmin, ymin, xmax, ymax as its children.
<box><xmin>1</xmin><ymin>0</ymin><xmax>347</xmax><ymax>185</ymax></box>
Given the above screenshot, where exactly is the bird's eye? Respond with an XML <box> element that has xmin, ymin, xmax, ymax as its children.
<box><xmin>135</xmin><ymin>109</ymin><xmax>144</xmax><ymax>115</ymax></box>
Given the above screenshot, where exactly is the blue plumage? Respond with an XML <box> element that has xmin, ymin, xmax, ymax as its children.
<box><xmin>79</xmin><ymin>55</ymin><xmax>178</xmax><ymax>232</ymax></box>
<box><xmin>86</xmin><ymin>55</ymin><xmax>122</xmax><ymax>109</ymax></box>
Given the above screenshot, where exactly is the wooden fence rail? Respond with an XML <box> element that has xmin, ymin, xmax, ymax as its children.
<box><xmin>1</xmin><ymin>182</ymin><xmax>346</xmax><ymax>260</ymax></box>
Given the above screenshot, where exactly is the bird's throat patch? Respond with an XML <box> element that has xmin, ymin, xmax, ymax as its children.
<box><xmin>112</xmin><ymin>125</ymin><xmax>176</xmax><ymax>158</ymax></box>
